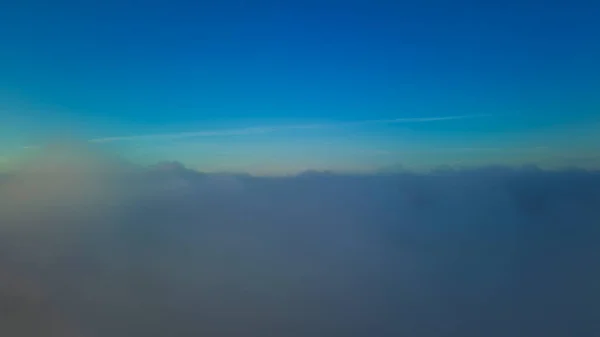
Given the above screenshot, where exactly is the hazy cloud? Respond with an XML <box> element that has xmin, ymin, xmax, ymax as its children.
<box><xmin>0</xmin><ymin>142</ymin><xmax>598</xmax><ymax>337</ymax></box>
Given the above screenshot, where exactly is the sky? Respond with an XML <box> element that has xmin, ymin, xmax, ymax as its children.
<box><xmin>0</xmin><ymin>3</ymin><xmax>599</xmax><ymax>335</ymax></box>
<box><xmin>1</xmin><ymin>0</ymin><xmax>600</xmax><ymax>174</ymax></box>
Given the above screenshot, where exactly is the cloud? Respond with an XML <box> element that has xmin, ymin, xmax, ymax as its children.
<box><xmin>150</xmin><ymin>160</ymin><xmax>188</xmax><ymax>172</ymax></box>
<box><xmin>380</xmin><ymin>113</ymin><xmax>492</xmax><ymax>123</ymax></box>
<box><xmin>89</xmin><ymin>114</ymin><xmax>490</xmax><ymax>143</ymax></box>
<box><xmin>0</xmin><ymin>143</ymin><xmax>598</xmax><ymax>337</ymax></box>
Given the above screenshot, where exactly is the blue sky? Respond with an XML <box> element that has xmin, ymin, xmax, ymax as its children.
<box><xmin>1</xmin><ymin>1</ymin><xmax>599</xmax><ymax>173</ymax></box>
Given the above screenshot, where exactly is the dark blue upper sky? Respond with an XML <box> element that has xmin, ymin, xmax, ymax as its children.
<box><xmin>1</xmin><ymin>1</ymin><xmax>599</xmax><ymax>173</ymax></box>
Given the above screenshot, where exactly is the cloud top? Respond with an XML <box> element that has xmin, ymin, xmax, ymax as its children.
<box><xmin>0</xmin><ymin>143</ymin><xmax>598</xmax><ymax>337</ymax></box>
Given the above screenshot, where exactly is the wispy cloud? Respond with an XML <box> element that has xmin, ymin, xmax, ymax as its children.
<box><xmin>90</xmin><ymin>127</ymin><xmax>280</xmax><ymax>143</ymax></box>
<box><xmin>375</xmin><ymin>114</ymin><xmax>492</xmax><ymax>124</ymax></box>
<box><xmin>90</xmin><ymin>114</ymin><xmax>490</xmax><ymax>143</ymax></box>
<box><xmin>438</xmin><ymin>146</ymin><xmax>549</xmax><ymax>153</ymax></box>
<box><xmin>358</xmin><ymin>145</ymin><xmax>548</xmax><ymax>157</ymax></box>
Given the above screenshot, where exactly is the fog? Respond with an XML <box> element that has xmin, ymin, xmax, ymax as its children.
<box><xmin>1</xmin><ymin>143</ymin><xmax>599</xmax><ymax>336</ymax></box>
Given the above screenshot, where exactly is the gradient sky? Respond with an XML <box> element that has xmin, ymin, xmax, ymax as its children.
<box><xmin>1</xmin><ymin>1</ymin><xmax>599</xmax><ymax>174</ymax></box>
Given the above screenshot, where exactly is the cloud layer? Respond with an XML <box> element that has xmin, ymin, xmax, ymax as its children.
<box><xmin>0</xmin><ymin>143</ymin><xmax>598</xmax><ymax>337</ymax></box>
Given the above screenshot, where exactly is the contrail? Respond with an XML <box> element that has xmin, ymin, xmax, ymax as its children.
<box><xmin>86</xmin><ymin>114</ymin><xmax>490</xmax><ymax>143</ymax></box>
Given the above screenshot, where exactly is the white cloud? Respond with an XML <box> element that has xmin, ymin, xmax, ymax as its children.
<box><xmin>89</xmin><ymin>114</ymin><xmax>490</xmax><ymax>143</ymax></box>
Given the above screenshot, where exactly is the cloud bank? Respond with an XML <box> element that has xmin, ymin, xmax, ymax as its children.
<box><xmin>0</xmin><ymin>142</ymin><xmax>598</xmax><ymax>337</ymax></box>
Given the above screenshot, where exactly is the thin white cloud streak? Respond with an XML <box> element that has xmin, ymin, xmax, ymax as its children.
<box><xmin>437</xmin><ymin>146</ymin><xmax>549</xmax><ymax>153</ymax></box>
<box><xmin>357</xmin><ymin>146</ymin><xmax>549</xmax><ymax>157</ymax></box>
<box><xmin>89</xmin><ymin>114</ymin><xmax>490</xmax><ymax>143</ymax></box>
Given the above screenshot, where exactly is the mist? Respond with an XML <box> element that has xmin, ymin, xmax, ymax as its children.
<box><xmin>0</xmin><ymin>143</ymin><xmax>599</xmax><ymax>337</ymax></box>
